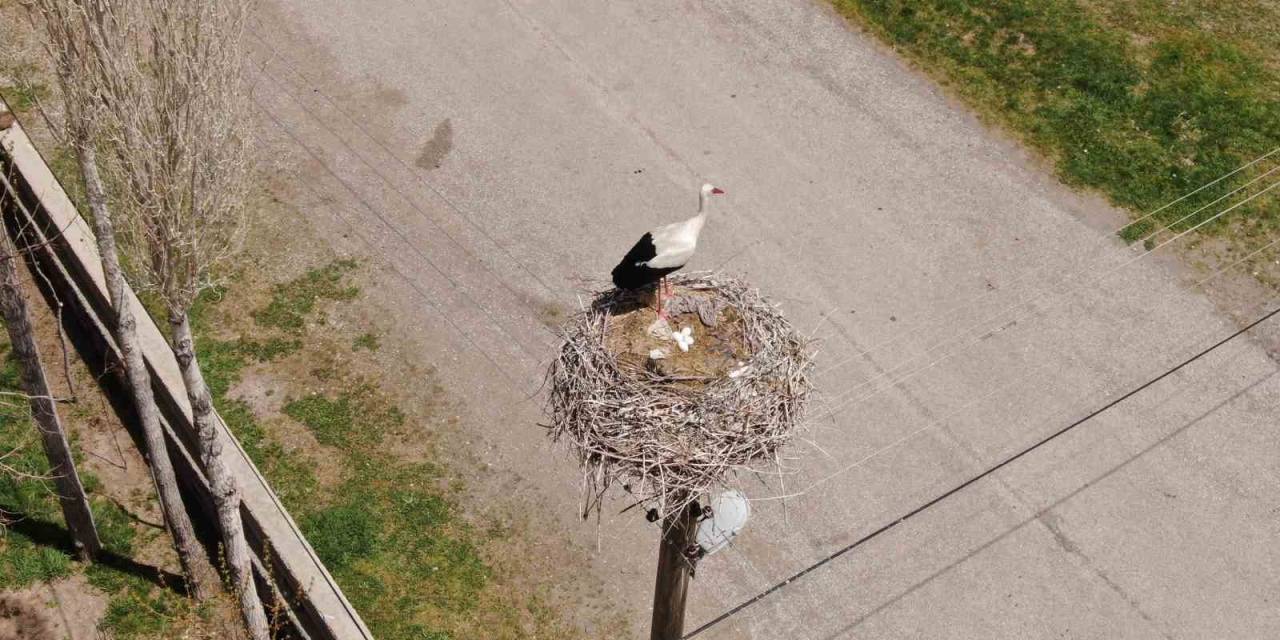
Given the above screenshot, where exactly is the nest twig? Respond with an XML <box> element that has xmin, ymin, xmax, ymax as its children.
<box><xmin>545</xmin><ymin>272</ymin><xmax>814</xmax><ymax>519</ymax></box>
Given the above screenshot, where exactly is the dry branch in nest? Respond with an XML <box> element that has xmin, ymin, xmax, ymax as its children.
<box><xmin>546</xmin><ymin>272</ymin><xmax>814</xmax><ymax>520</ymax></box>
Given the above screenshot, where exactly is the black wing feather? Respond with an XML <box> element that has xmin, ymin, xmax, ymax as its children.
<box><xmin>619</xmin><ymin>233</ymin><xmax>657</xmax><ymax>267</ymax></box>
<box><xmin>612</xmin><ymin>233</ymin><xmax>663</xmax><ymax>289</ymax></box>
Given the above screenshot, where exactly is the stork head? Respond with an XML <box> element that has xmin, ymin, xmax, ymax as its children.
<box><xmin>699</xmin><ymin>183</ymin><xmax>725</xmax><ymax>213</ymax></box>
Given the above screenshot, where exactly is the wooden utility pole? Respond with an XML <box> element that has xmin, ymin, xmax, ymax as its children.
<box><xmin>0</xmin><ymin>221</ymin><xmax>101</xmax><ymax>560</ymax></box>
<box><xmin>650</xmin><ymin>499</ymin><xmax>701</xmax><ymax>640</ymax></box>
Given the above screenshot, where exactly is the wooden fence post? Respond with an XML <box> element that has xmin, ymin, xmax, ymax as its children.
<box><xmin>0</xmin><ymin>219</ymin><xmax>101</xmax><ymax>560</ymax></box>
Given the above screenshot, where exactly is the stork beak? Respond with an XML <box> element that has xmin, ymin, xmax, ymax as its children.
<box><xmin>711</xmin><ymin>187</ymin><xmax>725</xmax><ymax>194</ymax></box>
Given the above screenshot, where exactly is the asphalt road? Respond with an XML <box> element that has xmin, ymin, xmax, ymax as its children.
<box><xmin>251</xmin><ymin>1</ymin><xmax>1280</xmax><ymax>637</ymax></box>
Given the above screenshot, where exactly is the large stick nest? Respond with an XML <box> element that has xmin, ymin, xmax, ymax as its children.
<box><xmin>546</xmin><ymin>272</ymin><xmax>814</xmax><ymax>519</ymax></box>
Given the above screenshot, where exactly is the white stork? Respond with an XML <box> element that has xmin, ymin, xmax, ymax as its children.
<box><xmin>612</xmin><ymin>183</ymin><xmax>724</xmax><ymax>317</ymax></box>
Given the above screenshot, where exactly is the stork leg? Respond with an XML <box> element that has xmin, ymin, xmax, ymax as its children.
<box><xmin>655</xmin><ymin>277</ymin><xmax>667</xmax><ymax>320</ymax></box>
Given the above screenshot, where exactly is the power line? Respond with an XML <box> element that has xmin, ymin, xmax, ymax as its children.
<box><xmin>684</xmin><ymin>302</ymin><xmax>1280</xmax><ymax>638</ymax></box>
<box><xmin>755</xmin><ymin>233</ymin><xmax>1280</xmax><ymax>505</ymax></box>
<box><xmin>246</xmin><ymin>119</ymin><xmax>529</xmax><ymax>390</ymax></box>
<box><xmin>246</xmin><ymin>21</ymin><xmax>1280</xmax><ymax>407</ymax></box>
<box><xmin>246</xmin><ymin>72</ymin><xmax>557</xmax><ymax>363</ymax></box>
<box><xmin>245</xmin><ymin>15</ymin><xmax>1280</xmax><ymax>379</ymax></box>
<box><xmin>813</xmin><ymin>156</ymin><xmax>1280</xmax><ymax>381</ymax></box>
<box><xmin>802</xmin><ymin>177</ymin><xmax>1280</xmax><ymax>426</ymax></box>
<box><xmin>245</xmin><ymin>26</ymin><xmax>566</xmax><ymax>301</ymax></box>
<box><xmin>816</xmin><ymin>174</ymin><xmax>1279</xmax><ymax>397</ymax></box>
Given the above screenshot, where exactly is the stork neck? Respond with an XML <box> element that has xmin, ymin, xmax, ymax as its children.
<box><xmin>686</xmin><ymin>212</ymin><xmax>707</xmax><ymax>236</ymax></box>
<box><xmin>689</xmin><ymin>189</ymin><xmax>712</xmax><ymax>236</ymax></box>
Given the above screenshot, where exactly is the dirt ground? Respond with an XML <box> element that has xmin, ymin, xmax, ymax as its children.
<box><xmin>0</xmin><ymin>576</ymin><xmax>105</xmax><ymax>640</ymax></box>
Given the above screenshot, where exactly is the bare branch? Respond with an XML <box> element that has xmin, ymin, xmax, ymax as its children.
<box><xmin>81</xmin><ymin>1</ymin><xmax>269</xmax><ymax>635</ymax></box>
<box><xmin>26</xmin><ymin>0</ymin><xmax>217</xmax><ymax>589</ymax></box>
<box><xmin>95</xmin><ymin>0</ymin><xmax>254</xmax><ymax>314</ymax></box>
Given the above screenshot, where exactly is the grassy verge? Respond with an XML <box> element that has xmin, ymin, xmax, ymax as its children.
<box><xmin>832</xmin><ymin>0</ymin><xmax>1280</xmax><ymax>256</ymax></box>
<box><xmin>1</xmin><ymin>259</ymin><xmax>595</xmax><ymax>638</ymax></box>
<box><xmin>192</xmin><ymin>261</ymin><xmax>590</xmax><ymax>640</ymax></box>
<box><xmin>0</xmin><ymin>353</ymin><xmax>77</xmax><ymax>589</ymax></box>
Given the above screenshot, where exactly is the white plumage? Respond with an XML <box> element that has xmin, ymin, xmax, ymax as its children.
<box><xmin>644</xmin><ymin>214</ymin><xmax>707</xmax><ymax>269</ymax></box>
<box><xmin>611</xmin><ymin>183</ymin><xmax>725</xmax><ymax>314</ymax></box>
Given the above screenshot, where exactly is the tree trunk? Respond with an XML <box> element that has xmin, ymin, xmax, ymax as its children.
<box><xmin>170</xmin><ymin>311</ymin><xmax>270</xmax><ymax>640</ymax></box>
<box><xmin>0</xmin><ymin>227</ymin><xmax>101</xmax><ymax>561</ymax></box>
<box><xmin>76</xmin><ymin>145</ymin><xmax>215</xmax><ymax>599</ymax></box>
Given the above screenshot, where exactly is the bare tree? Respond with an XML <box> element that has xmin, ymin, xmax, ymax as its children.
<box><xmin>0</xmin><ymin>214</ymin><xmax>100</xmax><ymax>560</ymax></box>
<box><xmin>94</xmin><ymin>1</ymin><xmax>269</xmax><ymax>637</ymax></box>
<box><xmin>26</xmin><ymin>0</ymin><xmax>216</xmax><ymax>598</ymax></box>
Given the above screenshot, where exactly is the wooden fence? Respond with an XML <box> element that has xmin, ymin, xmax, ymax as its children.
<box><xmin>0</xmin><ymin>98</ymin><xmax>372</xmax><ymax>640</ymax></box>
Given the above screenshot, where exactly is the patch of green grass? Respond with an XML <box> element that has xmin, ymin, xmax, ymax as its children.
<box><xmin>96</xmin><ymin>570</ymin><xmax>201</xmax><ymax>640</ymax></box>
<box><xmin>258</xmin><ymin>441</ymin><xmax>322</xmax><ymax>507</ymax></box>
<box><xmin>283</xmin><ymin>385</ymin><xmax>403</xmax><ymax>450</ymax></box>
<box><xmin>83</xmin><ymin>500</ymin><xmax>139</xmax><ymax>595</ymax></box>
<box><xmin>92</xmin><ymin>499</ymin><xmax>137</xmax><ymax>558</ymax></box>
<box><xmin>352</xmin><ymin>332</ymin><xmax>380</xmax><ymax>352</ymax></box>
<box><xmin>216</xmin><ymin>396</ymin><xmax>321</xmax><ymax>517</ymax></box>
<box><xmin>189</xmin><ymin>259</ymin><xmax>584</xmax><ymax>639</ymax></box>
<box><xmin>184</xmin><ymin>284</ymin><xmax>323</xmax><ymax>510</ymax></box>
<box><xmin>277</xmin><ymin>400</ymin><xmax>487</xmax><ymax>639</ymax></box>
<box><xmin>217</xmin><ymin>398</ymin><xmax>267</xmax><ymax>462</ymax></box>
<box><xmin>298</xmin><ymin>461</ymin><xmax>488</xmax><ymax>639</ymax></box>
<box><xmin>284</xmin><ymin>394</ymin><xmax>356</xmax><ymax>448</ymax></box>
<box><xmin>0</xmin><ymin>346</ymin><xmax>75</xmax><ymax>589</ymax></box>
<box><xmin>831</xmin><ymin>0</ymin><xmax>1280</xmax><ymax>246</ymax></box>
<box><xmin>0</xmin><ymin>425</ymin><xmax>59</xmax><ymax>524</ymax></box>
<box><xmin>47</xmin><ymin>147</ymin><xmax>89</xmax><ymax>215</ymax></box>
<box><xmin>0</xmin><ymin>83</ymin><xmax>43</xmax><ymax>114</ymax></box>
<box><xmin>237</xmin><ymin>337</ymin><xmax>303</xmax><ymax>362</ymax></box>
<box><xmin>188</xmin><ymin>284</ymin><xmax>303</xmax><ymax>399</ymax></box>
<box><xmin>300</xmin><ymin>498</ymin><xmax>380</xmax><ymax>573</ymax></box>
<box><xmin>99</xmin><ymin>586</ymin><xmax>175</xmax><ymax>637</ymax></box>
<box><xmin>79</xmin><ymin>475</ymin><xmax>208</xmax><ymax>639</ymax></box>
<box><xmin>253</xmin><ymin>260</ymin><xmax>359</xmax><ymax>334</ymax></box>
<box><xmin>198</xmin><ymin>335</ymin><xmax>302</xmax><ymax>397</ymax></box>
<box><xmin>1117</xmin><ymin>219</ymin><xmax>1155</xmax><ymax>245</ymax></box>
<box><xmin>0</xmin><ymin>536</ymin><xmax>73</xmax><ymax>587</ymax></box>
